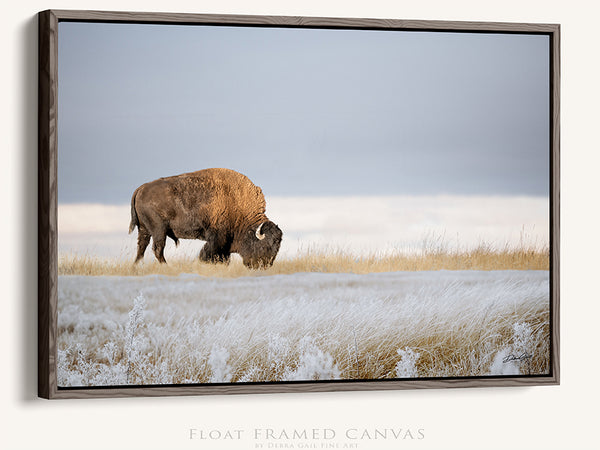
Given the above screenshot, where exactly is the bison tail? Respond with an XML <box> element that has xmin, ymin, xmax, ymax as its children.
<box><xmin>129</xmin><ymin>187</ymin><xmax>140</xmax><ymax>234</ymax></box>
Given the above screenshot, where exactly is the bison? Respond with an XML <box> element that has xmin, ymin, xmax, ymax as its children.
<box><xmin>128</xmin><ymin>168</ymin><xmax>282</xmax><ymax>269</ymax></box>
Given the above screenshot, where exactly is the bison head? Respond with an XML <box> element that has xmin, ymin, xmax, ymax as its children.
<box><xmin>239</xmin><ymin>220</ymin><xmax>283</xmax><ymax>269</ymax></box>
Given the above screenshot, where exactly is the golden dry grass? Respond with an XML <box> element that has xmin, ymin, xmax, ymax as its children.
<box><xmin>59</xmin><ymin>243</ymin><xmax>549</xmax><ymax>277</ymax></box>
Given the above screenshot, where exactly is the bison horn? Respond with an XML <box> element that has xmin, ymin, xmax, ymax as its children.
<box><xmin>255</xmin><ymin>222</ymin><xmax>266</xmax><ymax>240</ymax></box>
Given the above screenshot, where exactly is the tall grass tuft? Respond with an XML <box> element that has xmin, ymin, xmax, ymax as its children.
<box><xmin>125</xmin><ymin>293</ymin><xmax>146</xmax><ymax>383</ymax></box>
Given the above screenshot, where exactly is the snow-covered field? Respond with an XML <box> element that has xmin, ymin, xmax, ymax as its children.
<box><xmin>57</xmin><ymin>270</ymin><xmax>550</xmax><ymax>387</ymax></box>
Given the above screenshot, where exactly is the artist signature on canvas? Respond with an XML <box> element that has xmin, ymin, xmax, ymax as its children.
<box><xmin>502</xmin><ymin>352</ymin><xmax>533</xmax><ymax>363</ymax></box>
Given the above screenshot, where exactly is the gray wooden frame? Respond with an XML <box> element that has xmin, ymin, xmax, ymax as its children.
<box><xmin>38</xmin><ymin>9</ymin><xmax>560</xmax><ymax>399</ymax></box>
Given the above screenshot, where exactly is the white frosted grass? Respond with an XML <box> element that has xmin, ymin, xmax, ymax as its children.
<box><xmin>395</xmin><ymin>348</ymin><xmax>421</xmax><ymax>378</ymax></box>
<box><xmin>57</xmin><ymin>270</ymin><xmax>550</xmax><ymax>386</ymax></box>
<box><xmin>489</xmin><ymin>321</ymin><xmax>537</xmax><ymax>376</ymax></box>
<box><xmin>208</xmin><ymin>346</ymin><xmax>232</xmax><ymax>383</ymax></box>
<box><xmin>124</xmin><ymin>293</ymin><xmax>146</xmax><ymax>383</ymax></box>
<box><xmin>282</xmin><ymin>337</ymin><xmax>342</xmax><ymax>381</ymax></box>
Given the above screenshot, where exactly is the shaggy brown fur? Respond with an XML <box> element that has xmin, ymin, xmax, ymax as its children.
<box><xmin>129</xmin><ymin>168</ymin><xmax>282</xmax><ymax>268</ymax></box>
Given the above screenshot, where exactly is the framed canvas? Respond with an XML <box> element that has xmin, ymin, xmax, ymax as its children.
<box><xmin>38</xmin><ymin>9</ymin><xmax>560</xmax><ymax>399</ymax></box>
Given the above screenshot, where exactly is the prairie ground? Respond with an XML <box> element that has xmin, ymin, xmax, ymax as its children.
<box><xmin>57</xmin><ymin>269</ymin><xmax>550</xmax><ymax>387</ymax></box>
<box><xmin>59</xmin><ymin>243</ymin><xmax>549</xmax><ymax>277</ymax></box>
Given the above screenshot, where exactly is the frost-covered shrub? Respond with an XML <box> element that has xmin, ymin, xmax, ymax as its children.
<box><xmin>512</xmin><ymin>322</ymin><xmax>533</xmax><ymax>357</ymax></box>
<box><xmin>283</xmin><ymin>337</ymin><xmax>340</xmax><ymax>381</ymax></box>
<box><xmin>208</xmin><ymin>345</ymin><xmax>232</xmax><ymax>383</ymax></box>
<box><xmin>489</xmin><ymin>321</ymin><xmax>534</xmax><ymax>375</ymax></box>
<box><xmin>395</xmin><ymin>347</ymin><xmax>420</xmax><ymax>378</ymax></box>
<box><xmin>125</xmin><ymin>293</ymin><xmax>148</xmax><ymax>383</ymax></box>
<box><xmin>102</xmin><ymin>341</ymin><xmax>119</xmax><ymax>365</ymax></box>
<box><xmin>57</xmin><ymin>343</ymin><xmax>103</xmax><ymax>386</ymax></box>
<box><xmin>57</xmin><ymin>347</ymin><xmax>85</xmax><ymax>386</ymax></box>
<box><xmin>125</xmin><ymin>294</ymin><xmax>146</xmax><ymax>360</ymax></box>
<box><xmin>90</xmin><ymin>359</ymin><xmax>128</xmax><ymax>385</ymax></box>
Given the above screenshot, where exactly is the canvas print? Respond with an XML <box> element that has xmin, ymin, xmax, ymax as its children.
<box><xmin>56</xmin><ymin>21</ymin><xmax>551</xmax><ymax>387</ymax></box>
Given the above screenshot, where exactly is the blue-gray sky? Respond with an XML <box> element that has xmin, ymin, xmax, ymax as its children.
<box><xmin>58</xmin><ymin>22</ymin><xmax>549</xmax><ymax>203</ymax></box>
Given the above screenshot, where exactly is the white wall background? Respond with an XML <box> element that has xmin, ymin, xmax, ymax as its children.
<box><xmin>2</xmin><ymin>1</ymin><xmax>598</xmax><ymax>449</ymax></box>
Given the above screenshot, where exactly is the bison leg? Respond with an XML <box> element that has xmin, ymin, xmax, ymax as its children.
<box><xmin>199</xmin><ymin>237</ymin><xmax>231</xmax><ymax>264</ymax></box>
<box><xmin>134</xmin><ymin>227</ymin><xmax>151</xmax><ymax>264</ymax></box>
<box><xmin>152</xmin><ymin>229</ymin><xmax>168</xmax><ymax>264</ymax></box>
